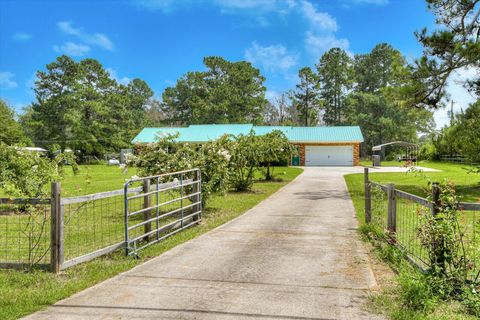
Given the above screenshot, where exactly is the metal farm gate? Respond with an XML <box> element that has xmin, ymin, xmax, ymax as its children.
<box><xmin>123</xmin><ymin>169</ymin><xmax>202</xmax><ymax>256</ymax></box>
<box><xmin>0</xmin><ymin>169</ymin><xmax>202</xmax><ymax>272</ymax></box>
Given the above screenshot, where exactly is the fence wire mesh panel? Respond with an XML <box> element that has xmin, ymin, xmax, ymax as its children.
<box><xmin>370</xmin><ymin>183</ymin><xmax>388</xmax><ymax>233</ymax></box>
<box><xmin>366</xmin><ymin>170</ymin><xmax>480</xmax><ymax>280</ymax></box>
<box><xmin>0</xmin><ymin>199</ymin><xmax>51</xmax><ymax>268</ymax></box>
<box><xmin>61</xmin><ymin>192</ymin><xmax>126</xmax><ymax>267</ymax></box>
<box><xmin>458</xmin><ymin>204</ymin><xmax>480</xmax><ymax>282</ymax></box>
<box><xmin>395</xmin><ymin>194</ymin><xmax>431</xmax><ymax>269</ymax></box>
<box><xmin>124</xmin><ymin>168</ymin><xmax>202</xmax><ymax>256</ymax></box>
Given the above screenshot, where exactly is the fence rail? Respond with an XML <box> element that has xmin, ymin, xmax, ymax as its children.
<box><xmin>0</xmin><ymin>169</ymin><xmax>202</xmax><ymax>272</ymax></box>
<box><xmin>124</xmin><ymin>169</ymin><xmax>202</xmax><ymax>256</ymax></box>
<box><xmin>364</xmin><ymin>168</ymin><xmax>480</xmax><ymax>279</ymax></box>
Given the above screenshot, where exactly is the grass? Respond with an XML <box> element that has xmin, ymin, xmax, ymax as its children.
<box><xmin>60</xmin><ymin>165</ymin><xmax>138</xmax><ymax>197</ymax></box>
<box><xmin>0</xmin><ymin>166</ymin><xmax>303</xmax><ymax>320</ymax></box>
<box><xmin>346</xmin><ymin>161</ymin><xmax>480</xmax><ymax>226</ymax></box>
<box><xmin>361</xmin><ymin>161</ymin><xmax>480</xmax><ymax>202</ymax></box>
<box><xmin>0</xmin><ymin>165</ymin><xmax>141</xmax><ymax>265</ymax></box>
<box><xmin>345</xmin><ymin>162</ymin><xmax>480</xmax><ymax>319</ymax></box>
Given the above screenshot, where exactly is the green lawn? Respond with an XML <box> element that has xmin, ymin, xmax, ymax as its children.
<box><xmin>61</xmin><ymin>165</ymin><xmax>138</xmax><ymax>197</ymax></box>
<box><xmin>360</xmin><ymin>161</ymin><xmax>480</xmax><ymax>202</ymax></box>
<box><xmin>347</xmin><ymin>161</ymin><xmax>480</xmax><ymax>226</ymax></box>
<box><xmin>0</xmin><ymin>166</ymin><xmax>303</xmax><ymax>320</ymax></box>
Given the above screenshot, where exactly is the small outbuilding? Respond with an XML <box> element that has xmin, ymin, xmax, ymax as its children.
<box><xmin>132</xmin><ymin>124</ymin><xmax>364</xmax><ymax>167</ymax></box>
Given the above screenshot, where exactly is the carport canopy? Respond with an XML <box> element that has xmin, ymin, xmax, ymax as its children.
<box><xmin>372</xmin><ymin>141</ymin><xmax>418</xmax><ymax>152</ymax></box>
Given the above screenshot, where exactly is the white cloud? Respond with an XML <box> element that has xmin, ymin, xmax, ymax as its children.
<box><xmin>434</xmin><ymin>67</ymin><xmax>478</xmax><ymax>128</ymax></box>
<box><xmin>134</xmin><ymin>0</ymin><xmax>350</xmax><ymax>59</ymax></box>
<box><xmin>106</xmin><ymin>68</ymin><xmax>132</xmax><ymax>85</ymax></box>
<box><xmin>53</xmin><ymin>42</ymin><xmax>91</xmax><ymax>57</ymax></box>
<box><xmin>0</xmin><ymin>72</ymin><xmax>18</xmax><ymax>89</ymax></box>
<box><xmin>299</xmin><ymin>1</ymin><xmax>350</xmax><ymax>58</ymax></box>
<box><xmin>57</xmin><ymin>21</ymin><xmax>81</xmax><ymax>36</ymax></box>
<box><xmin>300</xmin><ymin>0</ymin><xmax>337</xmax><ymax>32</ymax></box>
<box><xmin>12</xmin><ymin>32</ymin><xmax>32</xmax><ymax>41</ymax></box>
<box><xmin>57</xmin><ymin>21</ymin><xmax>114</xmax><ymax>51</ymax></box>
<box><xmin>25</xmin><ymin>73</ymin><xmax>37</xmax><ymax>98</ymax></box>
<box><xmin>265</xmin><ymin>90</ymin><xmax>281</xmax><ymax>102</ymax></box>
<box><xmin>304</xmin><ymin>32</ymin><xmax>350</xmax><ymax>56</ymax></box>
<box><xmin>245</xmin><ymin>41</ymin><xmax>298</xmax><ymax>73</ymax></box>
<box><xmin>134</xmin><ymin>0</ymin><xmax>296</xmax><ymax>13</ymax></box>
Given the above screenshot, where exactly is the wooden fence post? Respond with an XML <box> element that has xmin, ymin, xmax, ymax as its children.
<box><xmin>143</xmin><ymin>179</ymin><xmax>151</xmax><ymax>241</ymax></box>
<box><xmin>387</xmin><ymin>183</ymin><xmax>396</xmax><ymax>233</ymax></box>
<box><xmin>431</xmin><ymin>182</ymin><xmax>441</xmax><ymax>216</ymax></box>
<box><xmin>50</xmin><ymin>182</ymin><xmax>63</xmax><ymax>273</ymax></box>
<box><xmin>192</xmin><ymin>170</ymin><xmax>201</xmax><ymax>222</ymax></box>
<box><xmin>364</xmin><ymin>168</ymin><xmax>371</xmax><ymax>224</ymax></box>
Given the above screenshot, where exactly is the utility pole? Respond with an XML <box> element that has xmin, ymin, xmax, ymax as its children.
<box><xmin>448</xmin><ymin>100</ymin><xmax>455</xmax><ymax>124</ymax></box>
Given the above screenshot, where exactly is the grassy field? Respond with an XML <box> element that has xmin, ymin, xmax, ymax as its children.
<box><xmin>1</xmin><ymin>165</ymin><xmax>142</xmax><ymax>266</ymax></box>
<box><xmin>345</xmin><ymin>161</ymin><xmax>480</xmax><ymax>319</ymax></box>
<box><xmin>0</xmin><ymin>166</ymin><xmax>303</xmax><ymax>320</ymax></box>
<box><xmin>61</xmin><ymin>165</ymin><xmax>138</xmax><ymax>197</ymax></box>
<box><xmin>359</xmin><ymin>161</ymin><xmax>480</xmax><ymax>202</ymax></box>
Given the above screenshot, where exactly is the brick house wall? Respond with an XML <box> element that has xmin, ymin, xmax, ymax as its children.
<box><xmin>292</xmin><ymin>142</ymin><xmax>360</xmax><ymax>166</ymax></box>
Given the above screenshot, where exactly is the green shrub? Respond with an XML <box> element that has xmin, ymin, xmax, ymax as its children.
<box><xmin>226</xmin><ymin>132</ymin><xmax>260</xmax><ymax>191</ymax></box>
<box><xmin>398</xmin><ymin>271</ymin><xmax>438</xmax><ymax>312</ymax></box>
<box><xmin>257</xmin><ymin>130</ymin><xmax>293</xmax><ymax>181</ymax></box>
<box><xmin>0</xmin><ymin>143</ymin><xmax>77</xmax><ymax>197</ymax></box>
<box><xmin>462</xmin><ymin>286</ymin><xmax>480</xmax><ymax>317</ymax></box>
<box><xmin>418</xmin><ymin>141</ymin><xmax>438</xmax><ymax>161</ymax></box>
<box><xmin>131</xmin><ymin>134</ymin><xmax>230</xmax><ymax>205</ymax></box>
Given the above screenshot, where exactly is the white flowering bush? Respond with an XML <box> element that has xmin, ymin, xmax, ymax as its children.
<box><xmin>226</xmin><ymin>131</ymin><xmax>260</xmax><ymax>191</ymax></box>
<box><xmin>257</xmin><ymin>130</ymin><xmax>292</xmax><ymax>181</ymax></box>
<box><xmin>132</xmin><ymin>134</ymin><xmax>230</xmax><ymax>205</ymax></box>
<box><xmin>132</xmin><ymin>129</ymin><xmax>293</xmax><ymax>198</ymax></box>
<box><xmin>0</xmin><ymin>143</ymin><xmax>78</xmax><ymax>198</ymax></box>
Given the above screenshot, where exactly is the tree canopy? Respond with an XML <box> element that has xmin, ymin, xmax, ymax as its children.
<box><xmin>21</xmin><ymin>55</ymin><xmax>153</xmax><ymax>157</ymax></box>
<box><xmin>409</xmin><ymin>0</ymin><xmax>480</xmax><ymax>108</ymax></box>
<box><xmin>316</xmin><ymin>48</ymin><xmax>353</xmax><ymax>125</ymax></box>
<box><xmin>162</xmin><ymin>56</ymin><xmax>268</xmax><ymax>125</ymax></box>
<box><xmin>0</xmin><ymin>99</ymin><xmax>30</xmax><ymax>145</ymax></box>
<box><xmin>289</xmin><ymin>67</ymin><xmax>320</xmax><ymax>126</ymax></box>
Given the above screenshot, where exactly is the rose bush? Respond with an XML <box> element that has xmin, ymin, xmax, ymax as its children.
<box><xmin>131</xmin><ymin>134</ymin><xmax>231</xmax><ymax>204</ymax></box>
<box><xmin>0</xmin><ymin>143</ymin><xmax>78</xmax><ymax>198</ymax></box>
<box><xmin>131</xmin><ymin>130</ymin><xmax>293</xmax><ymax>200</ymax></box>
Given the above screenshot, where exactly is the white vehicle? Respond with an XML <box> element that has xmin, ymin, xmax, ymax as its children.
<box><xmin>108</xmin><ymin>158</ymin><xmax>120</xmax><ymax>166</ymax></box>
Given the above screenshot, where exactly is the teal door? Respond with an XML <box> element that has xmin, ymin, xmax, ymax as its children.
<box><xmin>291</xmin><ymin>156</ymin><xmax>300</xmax><ymax>166</ymax></box>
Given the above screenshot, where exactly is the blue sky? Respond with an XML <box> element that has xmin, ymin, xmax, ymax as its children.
<box><xmin>0</xmin><ymin>0</ymin><xmax>475</xmax><ymax>128</ymax></box>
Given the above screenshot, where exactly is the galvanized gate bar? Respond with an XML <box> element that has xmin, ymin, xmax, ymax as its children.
<box><xmin>124</xmin><ymin>168</ymin><xmax>202</xmax><ymax>256</ymax></box>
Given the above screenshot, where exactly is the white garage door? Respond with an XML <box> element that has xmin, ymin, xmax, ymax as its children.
<box><xmin>305</xmin><ymin>146</ymin><xmax>353</xmax><ymax>166</ymax></box>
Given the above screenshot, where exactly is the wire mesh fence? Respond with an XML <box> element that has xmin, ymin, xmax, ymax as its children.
<box><xmin>458</xmin><ymin>203</ymin><xmax>480</xmax><ymax>282</ymax></box>
<box><xmin>366</xmin><ymin>169</ymin><xmax>480</xmax><ymax>281</ymax></box>
<box><xmin>395</xmin><ymin>194</ymin><xmax>431</xmax><ymax>269</ymax></box>
<box><xmin>0</xmin><ymin>169</ymin><xmax>203</xmax><ymax>272</ymax></box>
<box><xmin>0</xmin><ymin>199</ymin><xmax>51</xmax><ymax>269</ymax></box>
<box><xmin>370</xmin><ymin>183</ymin><xmax>388</xmax><ymax>232</ymax></box>
<box><xmin>62</xmin><ymin>192</ymin><xmax>126</xmax><ymax>265</ymax></box>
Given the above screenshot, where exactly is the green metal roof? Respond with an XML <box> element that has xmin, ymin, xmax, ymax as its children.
<box><xmin>288</xmin><ymin>126</ymin><xmax>364</xmax><ymax>143</ymax></box>
<box><xmin>183</xmin><ymin>124</ymin><xmax>253</xmax><ymax>142</ymax></box>
<box><xmin>132</xmin><ymin>124</ymin><xmax>363</xmax><ymax>143</ymax></box>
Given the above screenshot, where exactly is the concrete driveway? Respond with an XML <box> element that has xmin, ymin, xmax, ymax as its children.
<box><xmin>24</xmin><ymin>167</ymin><xmax>411</xmax><ymax>320</ymax></box>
